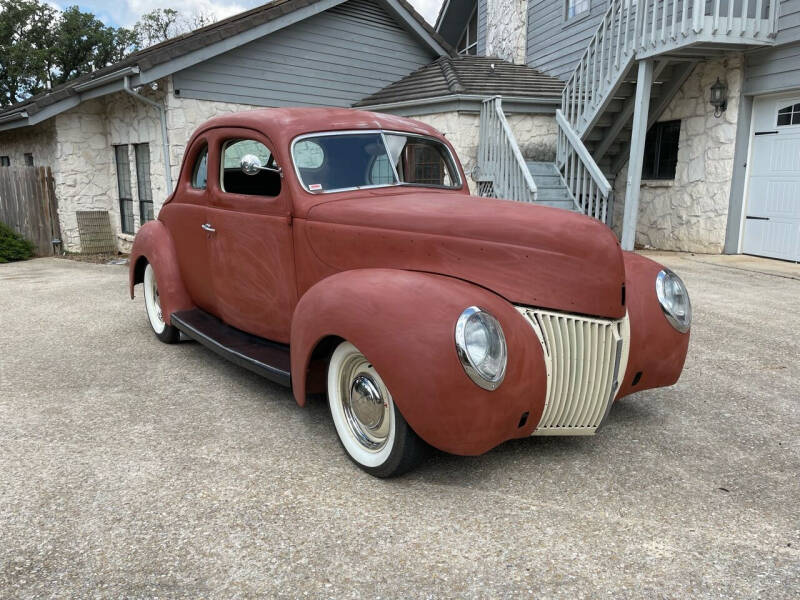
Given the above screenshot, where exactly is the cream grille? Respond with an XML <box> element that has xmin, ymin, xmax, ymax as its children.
<box><xmin>517</xmin><ymin>308</ymin><xmax>629</xmax><ymax>435</ymax></box>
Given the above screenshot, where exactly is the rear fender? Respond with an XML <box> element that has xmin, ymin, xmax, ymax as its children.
<box><xmin>616</xmin><ymin>252</ymin><xmax>690</xmax><ymax>399</ymax></box>
<box><xmin>290</xmin><ymin>269</ymin><xmax>547</xmax><ymax>456</ymax></box>
<box><xmin>129</xmin><ymin>221</ymin><xmax>193</xmax><ymax>325</ymax></box>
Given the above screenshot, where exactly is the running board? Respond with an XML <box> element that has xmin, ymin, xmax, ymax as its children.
<box><xmin>171</xmin><ymin>309</ymin><xmax>291</xmax><ymax>387</ymax></box>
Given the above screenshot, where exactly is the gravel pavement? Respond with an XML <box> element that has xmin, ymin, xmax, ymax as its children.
<box><xmin>0</xmin><ymin>254</ymin><xmax>798</xmax><ymax>598</ymax></box>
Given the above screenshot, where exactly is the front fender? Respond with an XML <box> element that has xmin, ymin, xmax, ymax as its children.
<box><xmin>290</xmin><ymin>269</ymin><xmax>547</xmax><ymax>456</ymax></box>
<box><xmin>129</xmin><ymin>221</ymin><xmax>193</xmax><ymax>325</ymax></box>
<box><xmin>616</xmin><ymin>252</ymin><xmax>690</xmax><ymax>399</ymax></box>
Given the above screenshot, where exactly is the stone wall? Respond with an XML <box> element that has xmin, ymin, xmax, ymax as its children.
<box><xmin>50</xmin><ymin>82</ymin><xmax>175</xmax><ymax>252</ymax></box>
<box><xmin>52</xmin><ymin>98</ymin><xmax>115</xmax><ymax>251</ymax></box>
<box><xmin>612</xmin><ymin>55</ymin><xmax>742</xmax><ymax>253</ymax></box>
<box><xmin>165</xmin><ymin>79</ymin><xmax>260</xmax><ymax>186</ymax></box>
<box><xmin>0</xmin><ymin>121</ymin><xmax>57</xmax><ymax>168</ymax></box>
<box><xmin>485</xmin><ymin>0</ymin><xmax>527</xmax><ymax>65</ymax></box>
<box><xmin>412</xmin><ymin>111</ymin><xmax>557</xmax><ymax>194</ymax></box>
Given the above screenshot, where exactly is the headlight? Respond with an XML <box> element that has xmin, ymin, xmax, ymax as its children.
<box><xmin>455</xmin><ymin>306</ymin><xmax>507</xmax><ymax>390</ymax></box>
<box><xmin>656</xmin><ymin>269</ymin><xmax>692</xmax><ymax>333</ymax></box>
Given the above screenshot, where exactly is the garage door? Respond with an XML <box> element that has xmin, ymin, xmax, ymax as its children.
<box><xmin>742</xmin><ymin>93</ymin><xmax>800</xmax><ymax>261</ymax></box>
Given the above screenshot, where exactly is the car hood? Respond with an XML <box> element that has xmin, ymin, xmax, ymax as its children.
<box><xmin>303</xmin><ymin>191</ymin><xmax>626</xmax><ymax>319</ymax></box>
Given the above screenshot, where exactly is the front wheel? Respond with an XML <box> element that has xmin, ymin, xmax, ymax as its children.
<box><xmin>143</xmin><ymin>263</ymin><xmax>180</xmax><ymax>344</ymax></box>
<box><xmin>327</xmin><ymin>341</ymin><xmax>426</xmax><ymax>477</ymax></box>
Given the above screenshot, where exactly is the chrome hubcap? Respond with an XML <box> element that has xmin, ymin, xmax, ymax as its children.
<box><xmin>340</xmin><ymin>359</ymin><xmax>391</xmax><ymax>451</ymax></box>
<box><xmin>154</xmin><ymin>287</ymin><xmax>162</xmax><ymax>322</ymax></box>
<box><xmin>350</xmin><ymin>375</ymin><xmax>385</xmax><ymax>429</ymax></box>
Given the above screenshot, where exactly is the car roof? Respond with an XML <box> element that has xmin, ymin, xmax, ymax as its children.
<box><xmin>194</xmin><ymin>107</ymin><xmax>445</xmax><ymax>148</ymax></box>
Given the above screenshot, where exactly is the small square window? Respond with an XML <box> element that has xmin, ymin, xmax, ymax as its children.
<box><xmin>642</xmin><ymin>120</ymin><xmax>681</xmax><ymax>180</ymax></box>
<box><xmin>24</xmin><ymin>153</ymin><xmax>33</xmax><ymax>166</ymax></box>
<box><xmin>566</xmin><ymin>0</ymin><xmax>591</xmax><ymax>20</ymax></box>
<box><xmin>0</xmin><ymin>156</ymin><xmax>10</xmax><ymax>167</ymax></box>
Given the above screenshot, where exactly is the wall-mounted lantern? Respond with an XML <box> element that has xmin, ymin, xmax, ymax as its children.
<box><xmin>710</xmin><ymin>77</ymin><xmax>728</xmax><ymax>118</ymax></box>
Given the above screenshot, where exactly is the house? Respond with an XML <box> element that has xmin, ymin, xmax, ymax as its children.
<box><xmin>0</xmin><ymin>0</ymin><xmax>451</xmax><ymax>252</ymax></box>
<box><xmin>1</xmin><ymin>0</ymin><xmax>797</xmax><ymax>262</ymax></box>
<box><xmin>416</xmin><ymin>0</ymin><xmax>799</xmax><ymax>260</ymax></box>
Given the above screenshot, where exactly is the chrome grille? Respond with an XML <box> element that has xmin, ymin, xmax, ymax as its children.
<box><xmin>517</xmin><ymin>308</ymin><xmax>629</xmax><ymax>435</ymax></box>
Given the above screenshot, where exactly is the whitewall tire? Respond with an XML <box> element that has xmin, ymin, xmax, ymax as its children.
<box><xmin>327</xmin><ymin>341</ymin><xmax>426</xmax><ymax>477</ymax></box>
<box><xmin>143</xmin><ymin>263</ymin><xmax>180</xmax><ymax>344</ymax></box>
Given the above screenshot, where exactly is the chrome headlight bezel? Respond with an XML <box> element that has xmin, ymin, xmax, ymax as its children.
<box><xmin>455</xmin><ymin>306</ymin><xmax>508</xmax><ymax>391</ymax></box>
<box><xmin>655</xmin><ymin>269</ymin><xmax>692</xmax><ymax>333</ymax></box>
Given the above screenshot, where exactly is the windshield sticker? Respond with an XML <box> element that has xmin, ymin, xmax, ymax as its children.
<box><xmin>309</xmin><ymin>183</ymin><xmax>323</xmax><ymax>191</ymax></box>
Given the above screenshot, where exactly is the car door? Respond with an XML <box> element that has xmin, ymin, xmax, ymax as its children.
<box><xmin>205</xmin><ymin>128</ymin><xmax>297</xmax><ymax>343</ymax></box>
<box><xmin>158</xmin><ymin>137</ymin><xmax>217</xmax><ymax>314</ymax></box>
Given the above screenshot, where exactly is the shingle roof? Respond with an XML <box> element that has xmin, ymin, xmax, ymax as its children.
<box><xmin>0</xmin><ymin>0</ymin><xmax>451</xmax><ymax>121</ymax></box>
<box><xmin>353</xmin><ymin>56</ymin><xmax>565</xmax><ymax>107</ymax></box>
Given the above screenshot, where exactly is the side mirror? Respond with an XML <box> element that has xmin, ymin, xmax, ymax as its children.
<box><xmin>241</xmin><ymin>154</ymin><xmax>263</xmax><ymax>176</ymax></box>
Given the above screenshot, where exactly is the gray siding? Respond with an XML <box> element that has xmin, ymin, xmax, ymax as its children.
<box><xmin>173</xmin><ymin>0</ymin><xmax>436</xmax><ymax>107</ymax></box>
<box><xmin>744</xmin><ymin>41</ymin><xmax>800</xmax><ymax>95</ymax></box>
<box><xmin>775</xmin><ymin>0</ymin><xmax>800</xmax><ymax>44</ymax></box>
<box><xmin>477</xmin><ymin>0</ymin><xmax>487</xmax><ymax>55</ymax></box>
<box><xmin>526</xmin><ymin>0</ymin><xmax>607</xmax><ymax>80</ymax></box>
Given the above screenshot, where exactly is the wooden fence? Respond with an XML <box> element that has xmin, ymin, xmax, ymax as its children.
<box><xmin>0</xmin><ymin>166</ymin><xmax>60</xmax><ymax>256</ymax></box>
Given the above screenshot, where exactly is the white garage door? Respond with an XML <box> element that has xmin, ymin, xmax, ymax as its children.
<box><xmin>742</xmin><ymin>93</ymin><xmax>800</xmax><ymax>261</ymax></box>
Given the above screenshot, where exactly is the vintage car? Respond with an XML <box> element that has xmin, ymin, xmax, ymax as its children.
<box><xmin>129</xmin><ymin>108</ymin><xmax>691</xmax><ymax>477</ymax></box>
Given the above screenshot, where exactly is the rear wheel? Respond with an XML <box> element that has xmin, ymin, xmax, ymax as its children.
<box><xmin>143</xmin><ymin>263</ymin><xmax>180</xmax><ymax>344</ymax></box>
<box><xmin>327</xmin><ymin>341</ymin><xmax>426</xmax><ymax>477</ymax></box>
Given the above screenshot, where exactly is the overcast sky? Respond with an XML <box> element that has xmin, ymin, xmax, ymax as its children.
<box><xmin>49</xmin><ymin>0</ymin><xmax>444</xmax><ymax>28</ymax></box>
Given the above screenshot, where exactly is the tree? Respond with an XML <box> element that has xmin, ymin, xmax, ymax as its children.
<box><xmin>133</xmin><ymin>8</ymin><xmax>216</xmax><ymax>47</ymax></box>
<box><xmin>0</xmin><ymin>0</ymin><xmax>56</xmax><ymax>104</ymax></box>
<box><xmin>0</xmin><ymin>1</ymin><xmax>215</xmax><ymax>107</ymax></box>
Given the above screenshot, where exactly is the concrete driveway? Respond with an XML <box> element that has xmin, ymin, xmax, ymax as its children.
<box><xmin>1</xmin><ymin>254</ymin><xmax>798</xmax><ymax>598</ymax></box>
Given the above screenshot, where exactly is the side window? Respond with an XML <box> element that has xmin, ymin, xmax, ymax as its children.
<box><xmin>221</xmin><ymin>139</ymin><xmax>281</xmax><ymax>197</ymax></box>
<box><xmin>566</xmin><ymin>0</ymin><xmax>590</xmax><ymax>20</ymax></box>
<box><xmin>642</xmin><ymin>120</ymin><xmax>680</xmax><ymax>180</ymax></box>
<box><xmin>192</xmin><ymin>146</ymin><xmax>208</xmax><ymax>189</ymax></box>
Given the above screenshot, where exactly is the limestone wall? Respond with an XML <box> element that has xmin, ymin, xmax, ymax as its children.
<box><xmin>412</xmin><ymin>111</ymin><xmax>557</xmax><ymax>194</ymax></box>
<box><xmin>0</xmin><ymin>121</ymin><xmax>57</xmax><ymax>168</ymax></box>
<box><xmin>485</xmin><ymin>0</ymin><xmax>527</xmax><ymax>65</ymax></box>
<box><xmin>612</xmin><ymin>55</ymin><xmax>742</xmax><ymax>253</ymax></box>
<box><xmin>165</xmin><ymin>80</ymin><xmax>261</xmax><ymax>186</ymax></box>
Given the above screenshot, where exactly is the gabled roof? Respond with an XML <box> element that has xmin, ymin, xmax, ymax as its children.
<box><xmin>0</xmin><ymin>0</ymin><xmax>451</xmax><ymax>131</ymax></box>
<box><xmin>354</xmin><ymin>56</ymin><xmax>564</xmax><ymax>109</ymax></box>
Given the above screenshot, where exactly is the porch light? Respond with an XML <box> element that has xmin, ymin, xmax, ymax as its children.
<box><xmin>710</xmin><ymin>78</ymin><xmax>728</xmax><ymax>118</ymax></box>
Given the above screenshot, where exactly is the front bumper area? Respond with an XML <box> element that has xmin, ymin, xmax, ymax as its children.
<box><xmin>516</xmin><ymin>307</ymin><xmax>630</xmax><ymax>436</ymax></box>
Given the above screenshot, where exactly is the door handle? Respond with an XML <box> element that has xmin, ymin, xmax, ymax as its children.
<box><xmin>201</xmin><ymin>223</ymin><xmax>216</xmax><ymax>233</ymax></box>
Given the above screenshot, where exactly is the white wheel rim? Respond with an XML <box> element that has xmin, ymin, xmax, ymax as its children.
<box><xmin>328</xmin><ymin>342</ymin><xmax>395</xmax><ymax>468</ymax></box>
<box><xmin>143</xmin><ymin>264</ymin><xmax>166</xmax><ymax>335</ymax></box>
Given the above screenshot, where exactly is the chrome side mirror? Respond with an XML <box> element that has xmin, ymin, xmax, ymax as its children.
<box><xmin>241</xmin><ymin>154</ymin><xmax>263</xmax><ymax>176</ymax></box>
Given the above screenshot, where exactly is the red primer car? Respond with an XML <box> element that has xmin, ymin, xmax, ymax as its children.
<box><xmin>130</xmin><ymin>108</ymin><xmax>691</xmax><ymax>477</ymax></box>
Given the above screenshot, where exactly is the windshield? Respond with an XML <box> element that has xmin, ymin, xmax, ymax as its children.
<box><xmin>292</xmin><ymin>131</ymin><xmax>461</xmax><ymax>193</ymax></box>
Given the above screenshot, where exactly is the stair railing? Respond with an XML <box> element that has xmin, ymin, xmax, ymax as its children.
<box><xmin>561</xmin><ymin>0</ymin><xmax>779</xmax><ymax>138</ymax></box>
<box><xmin>476</xmin><ymin>96</ymin><xmax>537</xmax><ymax>203</ymax></box>
<box><xmin>556</xmin><ymin>109</ymin><xmax>612</xmax><ymax>222</ymax></box>
<box><xmin>562</xmin><ymin>0</ymin><xmax>638</xmax><ymax>136</ymax></box>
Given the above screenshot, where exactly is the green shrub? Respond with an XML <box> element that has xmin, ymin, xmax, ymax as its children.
<box><xmin>0</xmin><ymin>221</ymin><xmax>35</xmax><ymax>263</ymax></box>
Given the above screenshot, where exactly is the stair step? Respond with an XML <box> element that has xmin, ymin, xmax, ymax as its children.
<box><xmin>535</xmin><ymin>199</ymin><xmax>577</xmax><ymax>211</ymax></box>
<box><xmin>525</xmin><ymin>161</ymin><xmax>560</xmax><ymax>176</ymax></box>
<box><xmin>537</xmin><ymin>193</ymin><xmax>572</xmax><ymax>203</ymax></box>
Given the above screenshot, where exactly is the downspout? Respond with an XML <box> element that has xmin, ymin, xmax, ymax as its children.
<box><xmin>122</xmin><ymin>76</ymin><xmax>173</xmax><ymax>194</ymax></box>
